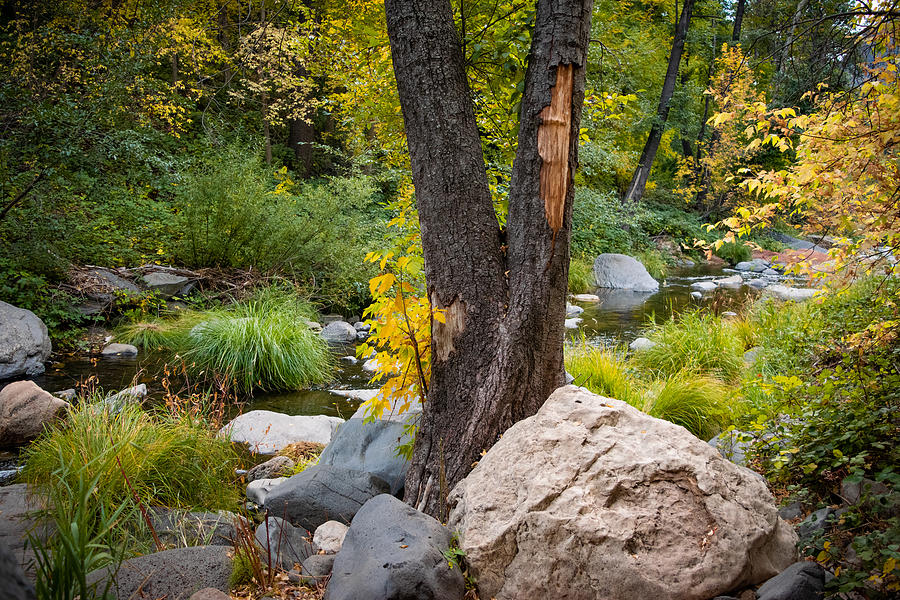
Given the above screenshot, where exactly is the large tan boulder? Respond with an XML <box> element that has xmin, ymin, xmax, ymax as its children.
<box><xmin>0</xmin><ymin>381</ymin><xmax>68</xmax><ymax>447</ymax></box>
<box><xmin>448</xmin><ymin>385</ymin><xmax>797</xmax><ymax>600</ymax></box>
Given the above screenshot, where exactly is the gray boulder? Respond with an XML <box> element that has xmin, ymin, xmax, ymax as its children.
<box><xmin>264</xmin><ymin>465</ymin><xmax>390</xmax><ymax>532</ymax></box>
<box><xmin>756</xmin><ymin>561</ymin><xmax>826</xmax><ymax>600</ymax></box>
<box><xmin>345</xmin><ymin>391</ymin><xmax>422</xmax><ymax>422</ymax></box>
<box><xmin>0</xmin><ymin>381</ymin><xmax>68</xmax><ymax>447</ymax></box>
<box><xmin>301</xmin><ymin>553</ymin><xmax>335</xmax><ymax>584</ymax></box>
<box><xmin>325</xmin><ymin>494</ymin><xmax>465</xmax><ymax>600</ymax></box>
<box><xmin>101</xmin><ymin>343</ymin><xmax>138</xmax><ymax>357</ymax></box>
<box><xmin>748</xmin><ymin>278</ymin><xmax>770</xmax><ymax>289</ymax></box>
<box><xmin>691</xmin><ymin>291</ymin><xmax>703</xmax><ymax>300</ymax></box>
<box><xmin>0</xmin><ymin>301</ymin><xmax>51</xmax><ymax>380</ymax></box>
<box><xmin>221</xmin><ymin>410</ymin><xmax>343</xmax><ymax>454</ymax></box>
<box><xmin>565</xmin><ymin>303</ymin><xmax>584</xmax><ymax>318</ymax></box>
<box><xmin>101</xmin><ymin>384</ymin><xmax>147</xmax><ymax>413</ymax></box>
<box><xmin>246</xmin><ymin>455</ymin><xmax>295</xmax><ymax>483</ymax></box>
<box><xmin>448</xmin><ymin>386</ymin><xmax>797</xmax><ymax>600</ymax></box>
<box><xmin>797</xmin><ymin>507</ymin><xmax>839</xmax><ymax>542</ymax></box>
<box><xmin>255</xmin><ymin>516</ymin><xmax>314</xmax><ymax>570</ymax></box>
<box><xmin>318</xmin><ymin>419</ymin><xmax>412</xmax><ymax>496</ymax></box>
<box><xmin>714</xmin><ymin>275</ymin><xmax>744</xmax><ymax>289</ymax></box>
<box><xmin>142</xmin><ymin>271</ymin><xmax>193</xmax><ymax>298</ymax></box>
<box><xmin>320</xmin><ymin>321</ymin><xmax>358</xmax><ymax>344</ymax></box>
<box><xmin>592</xmin><ymin>254</ymin><xmax>659</xmax><ymax>292</ymax></box>
<box><xmin>0</xmin><ymin>538</ymin><xmax>34</xmax><ymax>600</ymax></box>
<box><xmin>86</xmin><ymin>545</ymin><xmax>232</xmax><ymax>600</ymax></box>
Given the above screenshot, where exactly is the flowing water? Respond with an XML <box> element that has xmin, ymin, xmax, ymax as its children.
<box><xmin>20</xmin><ymin>265</ymin><xmax>763</xmax><ymax>421</ymax></box>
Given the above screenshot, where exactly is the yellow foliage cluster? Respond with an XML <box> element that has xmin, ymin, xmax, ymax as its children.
<box><xmin>356</xmin><ymin>187</ymin><xmax>441</xmax><ymax>422</ymax></box>
<box><xmin>710</xmin><ymin>22</ymin><xmax>900</xmax><ymax>278</ymax></box>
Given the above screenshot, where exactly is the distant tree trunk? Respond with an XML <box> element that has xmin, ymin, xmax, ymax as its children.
<box><xmin>288</xmin><ymin>118</ymin><xmax>315</xmax><ymax>176</ymax></box>
<box><xmin>386</xmin><ymin>0</ymin><xmax>592</xmax><ymax>519</ymax></box>
<box><xmin>778</xmin><ymin>0</ymin><xmax>808</xmax><ymax>73</ymax></box>
<box><xmin>623</xmin><ymin>0</ymin><xmax>695</xmax><ymax>204</ymax></box>
<box><xmin>732</xmin><ymin>0</ymin><xmax>746</xmax><ymax>42</ymax></box>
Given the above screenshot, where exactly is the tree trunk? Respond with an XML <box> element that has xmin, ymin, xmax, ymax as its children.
<box><xmin>623</xmin><ymin>0</ymin><xmax>694</xmax><ymax>204</ymax></box>
<box><xmin>386</xmin><ymin>0</ymin><xmax>592</xmax><ymax>520</ymax></box>
<box><xmin>288</xmin><ymin>117</ymin><xmax>315</xmax><ymax>176</ymax></box>
<box><xmin>732</xmin><ymin>0</ymin><xmax>745</xmax><ymax>43</ymax></box>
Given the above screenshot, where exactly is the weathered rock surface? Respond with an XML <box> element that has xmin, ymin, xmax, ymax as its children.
<box><xmin>0</xmin><ymin>538</ymin><xmax>34</xmax><ymax>600</ymax></box>
<box><xmin>301</xmin><ymin>553</ymin><xmax>335</xmax><ymax>583</ymax></box>
<box><xmin>100</xmin><ymin>343</ymin><xmax>138</xmax><ymax>357</ymax></box>
<box><xmin>101</xmin><ymin>384</ymin><xmax>148</xmax><ymax>413</ymax></box>
<box><xmin>255</xmin><ymin>516</ymin><xmax>314</xmax><ymax>570</ymax></box>
<box><xmin>0</xmin><ymin>381</ymin><xmax>68</xmax><ymax>447</ymax></box>
<box><xmin>247</xmin><ymin>455</ymin><xmax>295</xmax><ymax>483</ymax></box>
<box><xmin>592</xmin><ymin>254</ymin><xmax>659</xmax><ymax>292</ymax></box>
<box><xmin>0</xmin><ymin>484</ymin><xmax>42</xmax><ymax>580</ymax></box>
<box><xmin>756</xmin><ymin>561</ymin><xmax>826</xmax><ymax>600</ymax></box>
<box><xmin>314</xmin><ymin>520</ymin><xmax>349</xmax><ymax>554</ymax></box>
<box><xmin>221</xmin><ymin>410</ymin><xmax>343</xmax><ymax>454</ymax></box>
<box><xmin>0</xmin><ymin>301</ymin><xmax>51</xmax><ymax>380</ymax></box>
<box><xmin>317</xmin><ymin>418</ymin><xmax>411</xmax><ymax>496</ymax></box>
<box><xmin>448</xmin><ymin>385</ymin><xmax>797</xmax><ymax>600</ymax></box>
<box><xmin>319</xmin><ymin>321</ymin><xmax>358</xmax><ymax>344</ymax></box>
<box><xmin>142</xmin><ymin>271</ymin><xmax>193</xmax><ymax>297</ymax></box>
<box><xmin>86</xmin><ymin>546</ymin><xmax>232</xmax><ymax>600</ymax></box>
<box><xmin>246</xmin><ymin>477</ymin><xmax>286</xmax><ymax>506</ymax></box>
<box><xmin>264</xmin><ymin>465</ymin><xmax>390</xmax><ymax>532</ymax></box>
<box><xmin>325</xmin><ymin>494</ymin><xmax>465</xmax><ymax>600</ymax></box>
<box><xmin>340</xmin><ymin>390</ymin><xmax>422</xmax><ymax>422</ymax></box>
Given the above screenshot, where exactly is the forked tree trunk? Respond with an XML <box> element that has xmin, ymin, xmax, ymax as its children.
<box><xmin>623</xmin><ymin>0</ymin><xmax>694</xmax><ymax>204</ymax></box>
<box><xmin>385</xmin><ymin>0</ymin><xmax>592</xmax><ymax>519</ymax></box>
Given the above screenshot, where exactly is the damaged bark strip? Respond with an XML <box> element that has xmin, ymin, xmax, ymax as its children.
<box><xmin>538</xmin><ymin>64</ymin><xmax>574</xmax><ymax>237</ymax></box>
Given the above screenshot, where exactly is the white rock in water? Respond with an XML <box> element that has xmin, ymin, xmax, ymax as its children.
<box><xmin>565</xmin><ymin>303</ymin><xmax>584</xmax><ymax>318</ymax></box>
<box><xmin>629</xmin><ymin>337</ymin><xmax>656</xmax><ymax>351</ymax></box>
<box><xmin>221</xmin><ymin>410</ymin><xmax>343</xmax><ymax>454</ymax></box>
<box><xmin>764</xmin><ymin>285</ymin><xmax>819</xmax><ymax>302</ymax></box>
<box><xmin>713</xmin><ymin>275</ymin><xmax>743</xmax><ymax>289</ymax></box>
<box><xmin>592</xmin><ymin>254</ymin><xmax>659</xmax><ymax>292</ymax></box>
<box><xmin>691</xmin><ymin>281</ymin><xmax>718</xmax><ymax>292</ymax></box>
<box><xmin>101</xmin><ymin>343</ymin><xmax>138</xmax><ymax>357</ymax></box>
<box><xmin>448</xmin><ymin>386</ymin><xmax>797</xmax><ymax>600</ymax></box>
<box><xmin>691</xmin><ymin>291</ymin><xmax>703</xmax><ymax>300</ymax></box>
<box><xmin>571</xmin><ymin>294</ymin><xmax>600</xmax><ymax>303</ymax></box>
<box><xmin>564</xmin><ymin>318</ymin><xmax>582</xmax><ymax>329</ymax></box>
<box><xmin>320</xmin><ymin>321</ymin><xmax>358</xmax><ymax>344</ymax></box>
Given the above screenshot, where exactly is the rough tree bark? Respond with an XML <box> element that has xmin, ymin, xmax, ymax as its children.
<box><xmin>732</xmin><ymin>0</ymin><xmax>746</xmax><ymax>43</ymax></box>
<box><xmin>385</xmin><ymin>0</ymin><xmax>592</xmax><ymax>519</ymax></box>
<box><xmin>622</xmin><ymin>0</ymin><xmax>694</xmax><ymax>204</ymax></box>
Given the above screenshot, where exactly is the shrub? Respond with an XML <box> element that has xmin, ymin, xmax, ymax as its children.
<box><xmin>182</xmin><ymin>289</ymin><xmax>334</xmax><ymax>392</ymax></box>
<box><xmin>173</xmin><ymin>147</ymin><xmax>380</xmax><ymax>311</ymax></box>
<box><xmin>714</xmin><ymin>240</ymin><xmax>752</xmax><ymax>265</ymax></box>
<box><xmin>631</xmin><ymin>310</ymin><xmax>746</xmax><ymax>383</ymax></box>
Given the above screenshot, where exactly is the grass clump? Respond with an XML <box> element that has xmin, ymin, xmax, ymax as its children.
<box><xmin>565</xmin><ymin>343</ymin><xmax>737</xmax><ymax>439</ymax></box>
<box><xmin>23</xmin><ymin>401</ymin><xmax>241</xmax><ymax>530</ymax></box>
<box><xmin>23</xmin><ymin>399</ymin><xmax>242</xmax><ymax>596</ymax></box>
<box><xmin>115</xmin><ymin>287</ymin><xmax>334</xmax><ymax>393</ymax></box>
<box><xmin>568</xmin><ymin>255</ymin><xmax>595</xmax><ymax>294</ymax></box>
<box><xmin>714</xmin><ymin>240</ymin><xmax>752</xmax><ymax>265</ymax></box>
<box><xmin>184</xmin><ymin>291</ymin><xmax>334</xmax><ymax>392</ymax></box>
<box><xmin>631</xmin><ymin>310</ymin><xmax>746</xmax><ymax>383</ymax></box>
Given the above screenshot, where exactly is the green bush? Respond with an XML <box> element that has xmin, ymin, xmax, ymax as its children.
<box><xmin>631</xmin><ymin>310</ymin><xmax>746</xmax><ymax>383</ymax></box>
<box><xmin>714</xmin><ymin>241</ymin><xmax>752</xmax><ymax>265</ymax></box>
<box><xmin>174</xmin><ymin>147</ymin><xmax>380</xmax><ymax>311</ymax></box>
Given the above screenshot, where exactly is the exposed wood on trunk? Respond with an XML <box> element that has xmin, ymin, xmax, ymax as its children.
<box><xmin>623</xmin><ymin>0</ymin><xmax>694</xmax><ymax>204</ymax></box>
<box><xmin>538</xmin><ymin>64</ymin><xmax>574</xmax><ymax>237</ymax></box>
<box><xmin>386</xmin><ymin>0</ymin><xmax>592</xmax><ymax>518</ymax></box>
